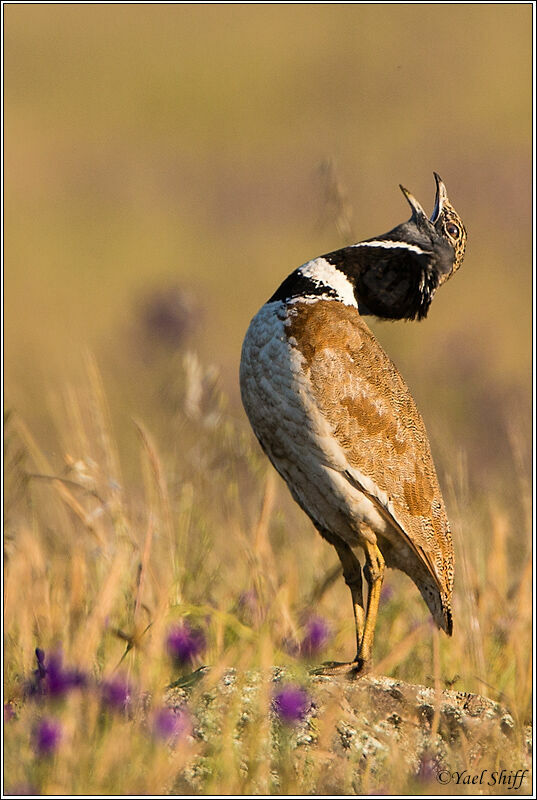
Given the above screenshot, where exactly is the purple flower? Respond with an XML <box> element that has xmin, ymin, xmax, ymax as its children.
<box><xmin>166</xmin><ymin>622</ymin><xmax>205</xmax><ymax>667</ymax></box>
<box><xmin>29</xmin><ymin>648</ymin><xmax>87</xmax><ymax>698</ymax></box>
<box><xmin>416</xmin><ymin>751</ymin><xmax>442</xmax><ymax>782</ymax></box>
<box><xmin>273</xmin><ymin>684</ymin><xmax>311</xmax><ymax>724</ymax></box>
<box><xmin>33</xmin><ymin>717</ymin><xmax>61</xmax><ymax>757</ymax></box>
<box><xmin>45</xmin><ymin>651</ymin><xmax>86</xmax><ymax>696</ymax></box>
<box><xmin>100</xmin><ymin>676</ymin><xmax>131</xmax><ymax>711</ymax></box>
<box><xmin>300</xmin><ymin>616</ymin><xmax>330</xmax><ymax>657</ymax></box>
<box><xmin>4</xmin><ymin>703</ymin><xmax>15</xmax><ymax>722</ymax></box>
<box><xmin>138</xmin><ymin>286</ymin><xmax>197</xmax><ymax>349</ymax></box>
<box><xmin>152</xmin><ymin>707</ymin><xmax>190</xmax><ymax>741</ymax></box>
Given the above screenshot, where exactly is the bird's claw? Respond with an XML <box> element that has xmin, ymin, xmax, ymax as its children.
<box><xmin>310</xmin><ymin>658</ymin><xmax>369</xmax><ymax>679</ymax></box>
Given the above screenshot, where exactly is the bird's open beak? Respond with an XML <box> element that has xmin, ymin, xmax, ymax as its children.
<box><xmin>399</xmin><ymin>184</ymin><xmax>428</xmax><ymax>222</ymax></box>
<box><xmin>430</xmin><ymin>172</ymin><xmax>449</xmax><ymax>223</ymax></box>
<box><xmin>400</xmin><ymin>173</ymin><xmax>449</xmax><ymax>224</ymax></box>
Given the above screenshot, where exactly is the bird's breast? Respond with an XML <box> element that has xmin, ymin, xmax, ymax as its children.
<box><xmin>239</xmin><ymin>300</ymin><xmax>388</xmax><ymax>542</ymax></box>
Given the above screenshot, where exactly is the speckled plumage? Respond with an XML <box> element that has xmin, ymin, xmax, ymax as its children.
<box><xmin>286</xmin><ymin>300</ymin><xmax>453</xmax><ymax>631</ymax></box>
<box><xmin>240</xmin><ymin>174</ymin><xmax>466</xmax><ymax>670</ymax></box>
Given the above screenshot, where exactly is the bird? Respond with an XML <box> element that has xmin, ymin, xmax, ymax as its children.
<box><xmin>240</xmin><ymin>173</ymin><xmax>467</xmax><ymax>674</ymax></box>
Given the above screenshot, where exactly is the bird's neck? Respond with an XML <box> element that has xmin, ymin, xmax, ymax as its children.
<box><xmin>267</xmin><ymin>256</ymin><xmax>358</xmax><ymax>308</ymax></box>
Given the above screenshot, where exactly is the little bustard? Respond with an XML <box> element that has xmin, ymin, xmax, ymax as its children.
<box><xmin>240</xmin><ymin>173</ymin><xmax>466</xmax><ymax>673</ymax></box>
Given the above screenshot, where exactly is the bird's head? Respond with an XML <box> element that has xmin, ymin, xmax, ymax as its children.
<box><xmin>429</xmin><ymin>172</ymin><xmax>467</xmax><ymax>280</ymax></box>
<box><xmin>399</xmin><ymin>172</ymin><xmax>467</xmax><ymax>285</ymax></box>
<box><xmin>318</xmin><ymin>173</ymin><xmax>467</xmax><ymax>320</ymax></box>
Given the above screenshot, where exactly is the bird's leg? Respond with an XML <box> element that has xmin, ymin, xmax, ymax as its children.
<box><xmin>333</xmin><ymin>540</ymin><xmax>365</xmax><ymax>662</ymax></box>
<box><xmin>311</xmin><ymin>537</ymin><xmax>365</xmax><ymax>677</ymax></box>
<box><xmin>356</xmin><ymin>541</ymin><xmax>385</xmax><ymax>671</ymax></box>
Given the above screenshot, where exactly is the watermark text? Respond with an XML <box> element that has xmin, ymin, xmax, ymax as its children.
<box><xmin>436</xmin><ymin>768</ymin><xmax>529</xmax><ymax>791</ymax></box>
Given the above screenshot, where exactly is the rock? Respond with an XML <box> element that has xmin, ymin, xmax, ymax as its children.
<box><xmin>164</xmin><ymin>667</ymin><xmax>532</xmax><ymax>794</ymax></box>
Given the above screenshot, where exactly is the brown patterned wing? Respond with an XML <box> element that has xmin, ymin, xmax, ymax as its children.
<box><xmin>287</xmin><ymin>301</ymin><xmax>454</xmax><ymax>599</ymax></box>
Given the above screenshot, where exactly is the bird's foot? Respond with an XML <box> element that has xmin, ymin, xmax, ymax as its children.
<box><xmin>310</xmin><ymin>658</ymin><xmax>369</xmax><ymax>680</ymax></box>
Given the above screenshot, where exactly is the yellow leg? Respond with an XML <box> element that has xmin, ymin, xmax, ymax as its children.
<box><xmin>310</xmin><ymin>532</ymin><xmax>366</xmax><ymax>676</ymax></box>
<box><xmin>331</xmin><ymin>539</ymin><xmax>365</xmax><ymax>661</ymax></box>
<box><xmin>357</xmin><ymin>541</ymin><xmax>385</xmax><ymax>669</ymax></box>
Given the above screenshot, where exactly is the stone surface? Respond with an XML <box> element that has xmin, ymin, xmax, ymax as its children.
<box><xmin>164</xmin><ymin>667</ymin><xmax>532</xmax><ymax>794</ymax></box>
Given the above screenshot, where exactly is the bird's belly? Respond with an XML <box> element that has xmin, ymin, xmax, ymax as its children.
<box><xmin>240</xmin><ymin>303</ymin><xmax>386</xmax><ymax>546</ymax></box>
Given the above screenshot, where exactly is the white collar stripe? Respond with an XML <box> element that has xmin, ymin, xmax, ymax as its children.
<box><xmin>352</xmin><ymin>240</ymin><xmax>428</xmax><ymax>256</ymax></box>
<box><xmin>299</xmin><ymin>258</ymin><xmax>357</xmax><ymax>308</ymax></box>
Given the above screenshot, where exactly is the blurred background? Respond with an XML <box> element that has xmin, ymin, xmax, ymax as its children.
<box><xmin>5</xmin><ymin>4</ymin><xmax>531</xmax><ymax>466</ymax></box>
<box><xmin>3</xmin><ymin>8</ymin><xmax>533</xmax><ymax>791</ymax></box>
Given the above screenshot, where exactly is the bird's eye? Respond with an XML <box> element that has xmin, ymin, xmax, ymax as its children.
<box><xmin>446</xmin><ymin>223</ymin><xmax>460</xmax><ymax>239</ymax></box>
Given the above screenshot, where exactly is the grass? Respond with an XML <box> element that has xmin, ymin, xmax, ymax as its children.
<box><xmin>3</xmin><ymin>352</ymin><xmax>532</xmax><ymax>795</ymax></box>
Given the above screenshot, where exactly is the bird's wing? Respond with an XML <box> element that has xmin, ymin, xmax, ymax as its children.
<box><xmin>342</xmin><ymin>467</ymin><xmax>444</xmax><ymax>593</ymax></box>
<box><xmin>286</xmin><ymin>300</ymin><xmax>454</xmax><ymax>597</ymax></box>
